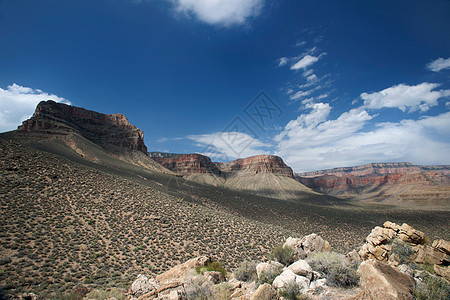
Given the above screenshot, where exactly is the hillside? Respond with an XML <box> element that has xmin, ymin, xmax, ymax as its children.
<box><xmin>1</xmin><ymin>102</ymin><xmax>449</xmax><ymax>298</ymax></box>
<box><xmin>296</xmin><ymin>163</ymin><xmax>450</xmax><ymax>207</ymax></box>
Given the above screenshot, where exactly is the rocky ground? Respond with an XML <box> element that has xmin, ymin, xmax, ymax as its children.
<box><xmin>1</xmin><ymin>137</ymin><xmax>449</xmax><ymax>298</ymax></box>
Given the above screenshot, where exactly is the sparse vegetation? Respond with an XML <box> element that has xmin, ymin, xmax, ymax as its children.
<box><xmin>270</xmin><ymin>244</ymin><xmax>295</xmax><ymax>266</ymax></box>
<box><xmin>279</xmin><ymin>282</ymin><xmax>309</xmax><ymax>300</ymax></box>
<box><xmin>306</xmin><ymin>252</ymin><xmax>359</xmax><ymax>288</ymax></box>
<box><xmin>413</xmin><ymin>273</ymin><xmax>450</xmax><ymax>300</ymax></box>
<box><xmin>233</xmin><ymin>260</ymin><xmax>257</xmax><ymax>282</ymax></box>
<box><xmin>196</xmin><ymin>261</ymin><xmax>227</xmax><ymax>278</ymax></box>
<box><xmin>390</xmin><ymin>238</ymin><xmax>415</xmax><ymax>264</ymax></box>
<box><xmin>185</xmin><ymin>276</ymin><xmax>216</xmax><ymax>300</ymax></box>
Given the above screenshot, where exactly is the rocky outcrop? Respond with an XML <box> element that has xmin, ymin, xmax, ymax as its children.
<box><xmin>18</xmin><ymin>100</ymin><xmax>147</xmax><ymax>153</ymax></box>
<box><xmin>359</xmin><ymin>221</ymin><xmax>450</xmax><ymax>270</ymax></box>
<box><xmin>151</xmin><ymin>154</ymin><xmax>221</xmax><ymax>175</ymax></box>
<box><xmin>297</xmin><ymin>162</ymin><xmax>450</xmax><ymax>177</ymax></box>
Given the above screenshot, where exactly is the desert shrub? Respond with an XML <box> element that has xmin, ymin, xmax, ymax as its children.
<box><xmin>185</xmin><ymin>276</ymin><xmax>216</xmax><ymax>300</ymax></box>
<box><xmin>306</xmin><ymin>252</ymin><xmax>359</xmax><ymax>288</ymax></box>
<box><xmin>196</xmin><ymin>261</ymin><xmax>227</xmax><ymax>278</ymax></box>
<box><xmin>270</xmin><ymin>244</ymin><xmax>295</xmax><ymax>266</ymax></box>
<box><xmin>390</xmin><ymin>239</ymin><xmax>415</xmax><ymax>264</ymax></box>
<box><xmin>234</xmin><ymin>261</ymin><xmax>257</xmax><ymax>282</ymax></box>
<box><xmin>413</xmin><ymin>273</ymin><xmax>450</xmax><ymax>300</ymax></box>
<box><xmin>215</xmin><ymin>282</ymin><xmax>232</xmax><ymax>300</ymax></box>
<box><xmin>278</xmin><ymin>282</ymin><xmax>309</xmax><ymax>300</ymax></box>
<box><xmin>258</xmin><ymin>265</ymin><xmax>283</xmax><ymax>286</ymax></box>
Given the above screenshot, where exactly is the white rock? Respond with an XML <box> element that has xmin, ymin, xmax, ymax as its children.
<box><xmin>272</xmin><ymin>269</ymin><xmax>297</xmax><ymax>289</ymax></box>
<box><xmin>295</xmin><ymin>275</ymin><xmax>310</xmax><ymax>291</ymax></box>
<box><xmin>288</xmin><ymin>260</ymin><xmax>313</xmax><ymax>279</ymax></box>
<box><xmin>256</xmin><ymin>261</ymin><xmax>283</xmax><ymax>279</ymax></box>
<box><xmin>309</xmin><ymin>278</ymin><xmax>327</xmax><ymax>290</ymax></box>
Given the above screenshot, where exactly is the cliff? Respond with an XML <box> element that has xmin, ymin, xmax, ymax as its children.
<box><xmin>152</xmin><ymin>153</ymin><xmax>222</xmax><ymax>175</ymax></box>
<box><xmin>217</xmin><ymin>154</ymin><xmax>294</xmax><ymax>178</ymax></box>
<box><xmin>18</xmin><ymin>100</ymin><xmax>147</xmax><ymax>153</ymax></box>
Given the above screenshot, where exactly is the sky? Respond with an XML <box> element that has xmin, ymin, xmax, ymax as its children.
<box><xmin>0</xmin><ymin>0</ymin><xmax>449</xmax><ymax>172</ymax></box>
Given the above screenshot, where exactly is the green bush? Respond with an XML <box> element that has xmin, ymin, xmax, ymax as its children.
<box><xmin>258</xmin><ymin>265</ymin><xmax>283</xmax><ymax>286</ymax></box>
<box><xmin>234</xmin><ymin>261</ymin><xmax>257</xmax><ymax>282</ymax></box>
<box><xmin>306</xmin><ymin>252</ymin><xmax>359</xmax><ymax>288</ymax></box>
<box><xmin>270</xmin><ymin>244</ymin><xmax>295</xmax><ymax>266</ymax></box>
<box><xmin>390</xmin><ymin>239</ymin><xmax>415</xmax><ymax>264</ymax></box>
<box><xmin>196</xmin><ymin>261</ymin><xmax>227</xmax><ymax>278</ymax></box>
<box><xmin>279</xmin><ymin>282</ymin><xmax>310</xmax><ymax>300</ymax></box>
<box><xmin>413</xmin><ymin>273</ymin><xmax>450</xmax><ymax>300</ymax></box>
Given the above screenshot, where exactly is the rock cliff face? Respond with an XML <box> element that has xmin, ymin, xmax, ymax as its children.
<box><xmin>297</xmin><ymin>162</ymin><xmax>450</xmax><ymax>177</ymax></box>
<box><xmin>18</xmin><ymin>100</ymin><xmax>147</xmax><ymax>153</ymax></box>
<box><xmin>152</xmin><ymin>154</ymin><xmax>222</xmax><ymax>175</ymax></box>
<box><xmin>217</xmin><ymin>155</ymin><xmax>294</xmax><ymax>178</ymax></box>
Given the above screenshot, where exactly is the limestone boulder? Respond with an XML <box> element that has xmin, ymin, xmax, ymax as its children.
<box><xmin>287</xmin><ymin>260</ymin><xmax>313</xmax><ymax>279</ymax></box>
<box><xmin>272</xmin><ymin>269</ymin><xmax>297</xmax><ymax>289</ymax></box>
<box><xmin>358</xmin><ymin>260</ymin><xmax>415</xmax><ymax>299</ymax></box>
<box><xmin>250</xmin><ymin>283</ymin><xmax>278</xmax><ymax>300</ymax></box>
<box><xmin>432</xmin><ymin>239</ymin><xmax>450</xmax><ymax>255</ymax></box>
<box><xmin>414</xmin><ymin>244</ymin><xmax>448</xmax><ymax>265</ymax></box>
<box><xmin>284</xmin><ymin>233</ymin><xmax>331</xmax><ymax>260</ymax></box>
<box><xmin>128</xmin><ymin>274</ymin><xmax>160</xmax><ymax>299</ymax></box>
<box><xmin>295</xmin><ymin>275</ymin><xmax>310</xmax><ymax>292</ymax></box>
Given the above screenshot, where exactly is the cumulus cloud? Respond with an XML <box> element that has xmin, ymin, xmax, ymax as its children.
<box><xmin>361</xmin><ymin>82</ymin><xmax>450</xmax><ymax>113</ymax></box>
<box><xmin>188</xmin><ymin>131</ymin><xmax>268</xmax><ymax>160</ymax></box>
<box><xmin>290</xmin><ymin>55</ymin><xmax>319</xmax><ymax>70</ymax></box>
<box><xmin>173</xmin><ymin>0</ymin><xmax>263</xmax><ymax>26</ymax></box>
<box><xmin>0</xmin><ymin>83</ymin><xmax>70</xmax><ymax>133</ymax></box>
<box><xmin>426</xmin><ymin>57</ymin><xmax>450</xmax><ymax>72</ymax></box>
<box><xmin>275</xmin><ymin>102</ymin><xmax>450</xmax><ymax>172</ymax></box>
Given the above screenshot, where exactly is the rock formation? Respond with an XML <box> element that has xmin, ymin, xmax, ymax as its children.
<box><xmin>217</xmin><ymin>155</ymin><xmax>294</xmax><ymax>178</ymax></box>
<box><xmin>151</xmin><ymin>154</ymin><xmax>222</xmax><ymax>175</ymax></box>
<box><xmin>18</xmin><ymin>100</ymin><xmax>147</xmax><ymax>153</ymax></box>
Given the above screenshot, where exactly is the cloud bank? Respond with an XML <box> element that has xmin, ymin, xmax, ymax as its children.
<box><xmin>0</xmin><ymin>83</ymin><xmax>70</xmax><ymax>133</ymax></box>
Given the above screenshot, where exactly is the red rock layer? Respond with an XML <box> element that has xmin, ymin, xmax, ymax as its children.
<box><xmin>18</xmin><ymin>100</ymin><xmax>147</xmax><ymax>153</ymax></box>
<box><xmin>151</xmin><ymin>154</ymin><xmax>221</xmax><ymax>175</ymax></box>
<box><xmin>217</xmin><ymin>155</ymin><xmax>294</xmax><ymax>178</ymax></box>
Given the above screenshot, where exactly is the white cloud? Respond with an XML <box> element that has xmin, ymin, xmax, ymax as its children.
<box><xmin>361</xmin><ymin>82</ymin><xmax>450</xmax><ymax>113</ymax></box>
<box><xmin>290</xmin><ymin>90</ymin><xmax>313</xmax><ymax>101</ymax></box>
<box><xmin>275</xmin><ymin>102</ymin><xmax>450</xmax><ymax>172</ymax></box>
<box><xmin>0</xmin><ymin>83</ymin><xmax>70</xmax><ymax>133</ymax></box>
<box><xmin>278</xmin><ymin>57</ymin><xmax>288</xmax><ymax>67</ymax></box>
<box><xmin>188</xmin><ymin>131</ymin><xmax>268</xmax><ymax>160</ymax></box>
<box><xmin>290</xmin><ymin>55</ymin><xmax>319</xmax><ymax>70</ymax></box>
<box><xmin>173</xmin><ymin>0</ymin><xmax>263</xmax><ymax>26</ymax></box>
<box><xmin>426</xmin><ymin>57</ymin><xmax>450</xmax><ymax>72</ymax></box>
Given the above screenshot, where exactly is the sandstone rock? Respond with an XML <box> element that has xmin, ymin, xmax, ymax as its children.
<box><xmin>365</xmin><ymin>226</ymin><xmax>395</xmax><ymax>246</ymax></box>
<box><xmin>256</xmin><ymin>261</ymin><xmax>283</xmax><ymax>280</ymax></box>
<box><xmin>128</xmin><ymin>274</ymin><xmax>160</xmax><ymax>299</ymax></box>
<box><xmin>218</xmin><ymin>155</ymin><xmax>294</xmax><ymax>178</ymax></box>
<box><xmin>397</xmin><ymin>223</ymin><xmax>424</xmax><ymax>244</ymax></box>
<box><xmin>287</xmin><ymin>260</ymin><xmax>313</xmax><ymax>279</ymax></box>
<box><xmin>155</xmin><ymin>256</ymin><xmax>211</xmax><ymax>285</ymax></box>
<box><xmin>230</xmin><ymin>289</ymin><xmax>244</xmax><ymax>298</ymax></box>
<box><xmin>358</xmin><ymin>260</ymin><xmax>415</xmax><ymax>299</ymax></box>
<box><xmin>398</xmin><ymin>264</ymin><xmax>414</xmax><ymax>277</ymax></box>
<box><xmin>284</xmin><ymin>233</ymin><xmax>331</xmax><ymax>260</ymax></box>
<box><xmin>309</xmin><ymin>278</ymin><xmax>327</xmax><ymax>290</ymax></box>
<box><xmin>250</xmin><ymin>283</ymin><xmax>278</xmax><ymax>300</ymax></box>
<box><xmin>432</xmin><ymin>239</ymin><xmax>450</xmax><ymax>255</ymax></box>
<box><xmin>272</xmin><ymin>269</ymin><xmax>297</xmax><ymax>289</ymax></box>
<box><xmin>152</xmin><ymin>154</ymin><xmax>222</xmax><ymax>175</ymax></box>
<box><xmin>414</xmin><ymin>244</ymin><xmax>448</xmax><ymax>265</ymax></box>
<box><xmin>346</xmin><ymin>249</ymin><xmax>362</xmax><ymax>265</ymax></box>
<box><xmin>204</xmin><ymin>271</ymin><xmax>225</xmax><ymax>284</ymax></box>
<box><xmin>295</xmin><ymin>275</ymin><xmax>310</xmax><ymax>291</ymax></box>
<box><xmin>434</xmin><ymin>265</ymin><xmax>450</xmax><ymax>281</ymax></box>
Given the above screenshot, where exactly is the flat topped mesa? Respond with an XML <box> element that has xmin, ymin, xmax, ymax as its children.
<box><xmin>18</xmin><ymin>100</ymin><xmax>147</xmax><ymax>153</ymax></box>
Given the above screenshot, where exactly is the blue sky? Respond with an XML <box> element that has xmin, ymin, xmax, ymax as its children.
<box><xmin>1</xmin><ymin>0</ymin><xmax>449</xmax><ymax>171</ymax></box>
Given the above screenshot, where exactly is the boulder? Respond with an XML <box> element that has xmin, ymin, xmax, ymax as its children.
<box><xmin>256</xmin><ymin>261</ymin><xmax>283</xmax><ymax>280</ymax></box>
<box><xmin>250</xmin><ymin>283</ymin><xmax>278</xmax><ymax>300</ymax></box>
<box><xmin>284</xmin><ymin>233</ymin><xmax>331</xmax><ymax>260</ymax></box>
<box><xmin>128</xmin><ymin>274</ymin><xmax>160</xmax><ymax>299</ymax></box>
<box><xmin>414</xmin><ymin>244</ymin><xmax>448</xmax><ymax>265</ymax></box>
<box><xmin>365</xmin><ymin>226</ymin><xmax>395</xmax><ymax>246</ymax></box>
<box><xmin>434</xmin><ymin>265</ymin><xmax>450</xmax><ymax>281</ymax></box>
<box><xmin>155</xmin><ymin>256</ymin><xmax>211</xmax><ymax>285</ymax></box>
<box><xmin>287</xmin><ymin>260</ymin><xmax>313</xmax><ymax>279</ymax></box>
<box><xmin>432</xmin><ymin>239</ymin><xmax>450</xmax><ymax>255</ymax></box>
<box><xmin>272</xmin><ymin>269</ymin><xmax>297</xmax><ymax>289</ymax></box>
<box><xmin>346</xmin><ymin>249</ymin><xmax>362</xmax><ymax>265</ymax></box>
<box><xmin>204</xmin><ymin>271</ymin><xmax>225</xmax><ymax>284</ymax></box>
<box><xmin>295</xmin><ymin>275</ymin><xmax>310</xmax><ymax>291</ymax></box>
<box><xmin>358</xmin><ymin>260</ymin><xmax>415</xmax><ymax>299</ymax></box>
<box><xmin>309</xmin><ymin>278</ymin><xmax>327</xmax><ymax>290</ymax></box>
